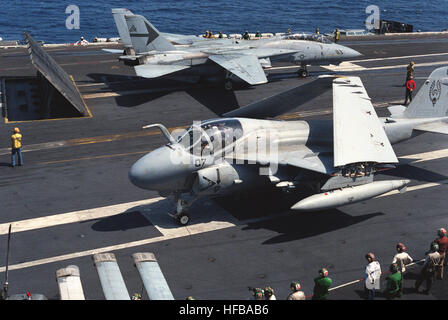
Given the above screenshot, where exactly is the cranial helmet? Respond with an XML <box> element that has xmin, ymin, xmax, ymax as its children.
<box><xmin>319</xmin><ymin>268</ymin><xmax>329</xmax><ymax>277</ymax></box>
<box><xmin>365</xmin><ymin>252</ymin><xmax>375</xmax><ymax>261</ymax></box>
<box><xmin>290</xmin><ymin>282</ymin><xmax>301</xmax><ymax>292</ymax></box>
<box><xmin>396</xmin><ymin>242</ymin><xmax>406</xmax><ymax>252</ymax></box>
<box><xmin>431</xmin><ymin>242</ymin><xmax>439</xmax><ymax>252</ymax></box>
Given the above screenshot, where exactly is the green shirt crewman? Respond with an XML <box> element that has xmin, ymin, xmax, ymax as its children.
<box><xmin>312</xmin><ymin>268</ymin><xmax>332</xmax><ymax>300</ymax></box>
<box><xmin>385</xmin><ymin>264</ymin><xmax>402</xmax><ymax>299</ymax></box>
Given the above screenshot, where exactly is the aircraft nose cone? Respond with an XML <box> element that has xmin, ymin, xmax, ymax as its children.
<box><xmin>344</xmin><ymin>47</ymin><xmax>362</xmax><ymax>59</ymax></box>
<box><xmin>129</xmin><ymin>157</ymin><xmax>150</xmax><ymax>190</ymax></box>
<box><xmin>128</xmin><ymin>145</ymin><xmax>192</xmax><ymax>191</ymax></box>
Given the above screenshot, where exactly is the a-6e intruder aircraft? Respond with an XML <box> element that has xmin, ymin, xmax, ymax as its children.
<box><xmin>109</xmin><ymin>8</ymin><xmax>361</xmax><ymax>90</ymax></box>
<box><xmin>129</xmin><ymin>67</ymin><xmax>448</xmax><ymax>225</ymax></box>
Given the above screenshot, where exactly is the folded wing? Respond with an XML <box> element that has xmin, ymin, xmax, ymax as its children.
<box><xmin>333</xmin><ymin>77</ymin><xmax>398</xmax><ymax>167</ymax></box>
<box><xmin>223</xmin><ymin>75</ymin><xmax>335</xmax><ymax>119</ymax></box>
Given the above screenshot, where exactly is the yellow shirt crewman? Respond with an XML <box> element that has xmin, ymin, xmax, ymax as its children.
<box><xmin>335</xmin><ymin>29</ymin><xmax>340</xmax><ymax>43</ymax></box>
<box><xmin>11</xmin><ymin>127</ymin><xmax>23</xmax><ymax>167</ymax></box>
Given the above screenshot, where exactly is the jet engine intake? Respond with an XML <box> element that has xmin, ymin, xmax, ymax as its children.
<box><xmin>192</xmin><ymin>162</ymin><xmax>241</xmax><ymax>196</ymax></box>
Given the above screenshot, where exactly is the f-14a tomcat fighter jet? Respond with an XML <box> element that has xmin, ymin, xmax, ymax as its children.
<box><xmin>110</xmin><ymin>8</ymin><xmax>361</xmax><ymax>90</ymax></box>
<box><xmin>129</xmin><ymin>67</ymin><xmax>448</xmax><ymax>225</ymax></box>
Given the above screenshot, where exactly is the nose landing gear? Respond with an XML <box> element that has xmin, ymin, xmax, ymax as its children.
<box><xmin>169</xmin><ymin>194</ymin><xmax>198</xmax><ymax>226</ymax></box>
<box><xmin>175</xmin><ymin>212</ymin><xmax>190</xmax><ymax>226</ymax></box>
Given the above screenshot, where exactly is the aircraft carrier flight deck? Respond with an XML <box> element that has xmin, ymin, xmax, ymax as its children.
<box><xmin>0</xmin><ymin>33</ymin><xmax>447</xmax><ymax>300</ymax></box>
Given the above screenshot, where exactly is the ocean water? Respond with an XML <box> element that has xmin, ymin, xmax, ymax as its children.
<box><xmin>0</xmin><ymin>0</ymin><xmax>447</xmax><ymax>43</ymax></box>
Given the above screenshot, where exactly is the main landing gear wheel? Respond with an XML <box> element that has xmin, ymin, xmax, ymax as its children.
<box><xmin>297</xmin><ymin>69</ymin><xmax>309</xmax><ymax>78</ymax></box>
<box><xmin>224</xmin><ymin>79</ymin><xmax>233</xmax><ymax>91</ymax></box>
<box><xmin>168</xmin><ymin>211</ymin><xmax>190</xmax><ymax>226</ymax></box>
<box><xmin>174</xmin><ymin>212</ymin><xmax>190</xmax><ymax>226</ymax></box>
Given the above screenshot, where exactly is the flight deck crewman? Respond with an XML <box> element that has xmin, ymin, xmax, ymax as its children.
<box><xmin>415</xmin><ymin>242</ymin><xmax>441</xmax><ymax>294</ymax></box>
<box><xmin>287</xmin><ymin>281</ymin><xmax>306</xmax><ymax>300</ymax></box>
<box><xmin>404</xmin><ymin>75</ymin><xmax>416</xmax><ymax>105</ymax></box>
<box><xmin>334</xmin><ymin>29</ymin><xmax>340</xmax><ymax>43</ymax></box>
<box><xmin>385</xmin><ymin>263</ymin><xmax>402</xmax><ymax>299</ymax></box>
<box><xmin>434</xmin><ymin>228</ymin><xmax>448</xmax><ymax>279</ymax></box>
<box><xmin>131</xmin><ymin>293</ymin><xmax>142</xmax><ymax>300</ymax></box>
<box><xmin>248</xmin><ymin>287</ymin><xmax>264</xmax><ymax>300</ymax></box>
<box><xmin>407</xmin><ymin>61</ymin><xmax>415</xmax><ymax>78</ymax></box>
<box><xmin>11</xmin><ymin>127</ymin><xmax>23</xmax><ymax>167</ymax></box>
<box><xmin>404</xmin><ymin>61</ymin><xmax>415</xmax><ymax>85</ymax></box>
<box><xmin>392</xmin><ymin>242</ymin><xmax>413</xmax><ymax>273</ymax></box>
<box><xmin>312</xmin><ymin>268</ymin><xmax>332</xmax><ymax>300</ymax></box>
<box><xmin>77</xmin><ymin>36</ymin><xmax>89</xmax><ymax>45</ymax></box>
<box><xmin>243</xmin><ymin>31</ymin><xmax>250</xmax><ymax>40</ymax></box>
<box><xmin>364</xmin><ymin>253</ymin><xmax>381</xmax><ymax>300</ymax></box>
<box><xmin>315</xmin><ymin>28</ymin><xmax>320</xmax><ymax>35</ymax></box>
<box><xmin>264</xmin><ymin>286</ymin><xmax>276</xmax><ymax>300</ymax></box>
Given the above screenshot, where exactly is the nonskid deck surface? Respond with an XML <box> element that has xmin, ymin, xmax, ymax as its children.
<box><xmin>0</xmin><ymin>34</ymin><xmax>447</xmax><ymax>300</ymax></box>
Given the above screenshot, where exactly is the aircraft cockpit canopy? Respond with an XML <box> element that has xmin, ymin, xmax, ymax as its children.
<box><xmin>282</xmin><ymin>33</ymin><xmax>332</xmax><ymax>44</ymax></box>
<box><xmin>176</xmin><ymin>119</ymin><xmax>243</xmax><ymax>155</ymax></box>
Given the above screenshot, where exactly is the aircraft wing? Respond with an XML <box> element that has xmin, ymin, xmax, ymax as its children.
<box><xmin>102</xmin><ymin>49</ymin><xmax>125</xmax><ymax>54</ymax></box>
<box><xmin>228</xmin><ymin>150</ymin><xmax>335</xmax><ymax>175</ymax></box>
<box><xmin>229</xmin><ymin>147</ymin><xmax>338</xmax><ymax>175</ymax></box>
<box><xmin>414</xmin><ymin>120</ymin><xmax>448</xmax><ymax>134</ymax></box>
<box><xmin>134</xmin><ymin>64</ymin><xmax>190</xmax><ymax>78</ymax></box>
<box><xmin>219</xmin><ymin>48</ymin><xmax>299</xmax><ymax>59</ymax></box>
<box><xmin>333</xmin><ymin>77</ymin><xmax>398</xmax><ymax>167</ymax></box>
<box><xmin>161</xmin><ymin>32</ymin><xmax>204</xmax><ymax>45</ymax></box>
<box><xmin>279</xmin><ymin>152</ymin><xmax>335</xmax><ymax>174</ymax></box>
<box><xmin>208</xmin><ymin>54</ymin><xmax>267</xmax><ymax>85</ymax></box>
<box><xmin>223</xmin><ymin>75</ymin><xmax>335</xmax><ymax>119</ymax></box>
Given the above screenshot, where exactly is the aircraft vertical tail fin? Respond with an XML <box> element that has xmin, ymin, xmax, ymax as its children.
<box><xmin>404</xmin><ymin>66</ymin><xmax>448</xmax><ymax>119</ymax></box>
<box><xmin>124</xmin><ymin>14</ymin><xmax>176</xmax><ymax>53</ymax></box>
<box><xmin>112</xmin><ymin>8</ymin><xmax>134</xmax><ymax>48</ymax></box>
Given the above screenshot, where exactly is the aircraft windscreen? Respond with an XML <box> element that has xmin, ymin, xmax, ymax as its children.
<box><xmin>176</xmin><ymin>119</ymin><xmax>243</xmax><ymax>155</ymax></box>
<box><xmin>176</xmin><ymin>126</ymin><xmax>204</xmax><ymax>153</ymax></box>
<box><xmin>283</xmin><ymin>33</ymin><xmax>332</xmax><ymax>44</ymax></box>
<box><xmin>201</xmin><ymin>119</ymin><xmax>243</xmax><ymax>153</ymax></box>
